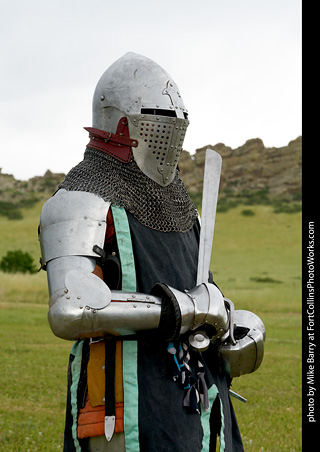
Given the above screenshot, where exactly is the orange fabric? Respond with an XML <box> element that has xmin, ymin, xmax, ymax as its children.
<box><xmin>92</xmin><ymin>264</ymin><xmax>104</xmax><ymax>280</ymax></box>
<box><xmin>87</xmin><ymin>341</ymin><xmax>106</xmax><ymax>407</ymax></box>
<box><xmin>79</xmin><ymin>340</ymin><xmax>124</xmax><ymax>438</ymax></box>
<box><xmin>78</xmin><ymin>341</ymin><xmax>124</xmax><ymax>438</ymax></box>
<box><xmin>105</xmin><ymin>208</ymin><xmax>116</xmax><ymax>243</ymax></box>
<box><xmin>87</xmin><ymin>341</ymin><xmax>123</xmax><ymax>407</ymax></box>
<box><xmin>78</xmin><ymin>397</ymin><xmax>124</xmax><ymax>439</ymax></box>
<box><xmin>115</xmin><ymin>341</ymin><xmax>123</xmax><ymax>403</ymax></box>
<box><xmin>78</xmin><ymin>208</ymin><xmax>124</xmax><ymax>439</ymax></box>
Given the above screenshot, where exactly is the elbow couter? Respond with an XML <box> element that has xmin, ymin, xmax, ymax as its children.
<box><xmin>48</xmin><ymin>294</ymin><xmax>86</xmax><ymax>340</ymax></box>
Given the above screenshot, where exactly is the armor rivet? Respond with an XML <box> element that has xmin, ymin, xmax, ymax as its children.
<box><xmin>146</xmin><ymin>296</ymin><xmax>150</xmax><ymax>299</ymax></box>
<box><xmin>64</xmin><ymin>289</ymin><xmax>68</xmax><ymax>293</ymax></box>
<box><xmin>66</xmin><ymin>296</ymin><xmax>70</xmax><ymax>299</ymax></box>
<box><xmin>77</xmin><ymin>296</ymin><xmax>81</xmax><ymax>299</ymax></box>
<box><xmin>79</xmin><ymin>305</ymin><xmax>83</xmax><ymax>309</ymax></box>
<box><xmin>92</xmin><ymin>310</ymin><xmax>96</xmax><ymax>313</ymax></box>
<box><xmin>133</xmin><ymin>304</ymin><xmax>137</xmax><ymax>308</ymax></box>
<box><xmin>86</xmin><ymin>306</ymin><xmax>90</xmax><ymax>310</ymax></box>
<box><xmin>100</xmin><ymin>95</ymin><xmax>105</xmax><ymax>101</ymax></box>
<box><xmin>147</xmin><ymin>305</ymin><xmax>150</xmax><ymax>308</ymax></box>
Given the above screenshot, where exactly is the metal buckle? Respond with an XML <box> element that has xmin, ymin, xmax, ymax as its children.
<box><xmin>89</xmin><ymin>337</ymin><xmax>104</xmax><ymax>345</ymax></box>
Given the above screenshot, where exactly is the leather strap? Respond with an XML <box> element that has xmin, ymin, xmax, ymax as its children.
<box><xmin>84</xmin><ymin>117</ymin><xmax>138</xmax><ymax>163</ymax></box>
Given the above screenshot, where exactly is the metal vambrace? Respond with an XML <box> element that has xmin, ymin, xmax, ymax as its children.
<box><xmin>47</xmin><ymin>270</ymin><xmax>229</xmax><ymax>342</ymax></box>
<box><xmin>47</xmin><ymin>262</ymin><xmax>163</xmax><ymax>340</ymax></box>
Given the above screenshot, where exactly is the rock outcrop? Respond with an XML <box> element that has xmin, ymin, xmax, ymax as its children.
<box><xmin>179</xmin><ymin>136</ymin><xmax>302</xmax><ymax>198</ymax></box>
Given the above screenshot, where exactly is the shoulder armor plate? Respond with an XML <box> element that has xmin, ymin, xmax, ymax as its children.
<box><xmin>39</xmin><ymin>189</ymin><xmax>110</xmax><ymax>264</ymax></box>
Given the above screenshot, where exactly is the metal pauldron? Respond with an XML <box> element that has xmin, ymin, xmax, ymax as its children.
<box><xmin>39</xmin><ymin>189</ymin><xmax>110</xmax><ymax>264</ymax></box>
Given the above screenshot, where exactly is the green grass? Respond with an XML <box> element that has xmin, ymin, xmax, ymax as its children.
<box><xmin>0</xmin><ymin>202</ymin><xmax>302</xmax><ymax>451</ymax></box>
<box><xmin>211</xmin><ymin>205</ymin><xmax>302</xmax><ymax>452</ymax></box>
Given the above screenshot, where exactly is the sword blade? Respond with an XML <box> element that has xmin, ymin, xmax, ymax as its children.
<box><xmin>229</xmin><ymin>389</ymin><xmax>247</xmax><ymax>403</ymax></box>
<box><xmin>197</xmin><ymin>149</ymin><xmax>222</xmax><ymax>285</ymax></box>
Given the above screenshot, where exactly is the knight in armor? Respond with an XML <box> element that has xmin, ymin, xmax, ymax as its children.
<box><xmin>39</xmin><ymin>52</ymin><xmax>265</xmax><ymax>452</ymax></box>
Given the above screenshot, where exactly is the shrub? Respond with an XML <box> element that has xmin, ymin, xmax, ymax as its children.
<box><xmin>273</xmin><ymin>202</ymin><xmax>302</xmax><ymax>214</ymax></box>
<box><xmin>250</xmin><ymin>276</ymin><xmax>282</xmax><ymax>284</ymax></box>
<box><xmin>0</xmin><ymin>250</ymin><xmax>38</xmax><ymax>274</ymax></box>
<box><xmin>0</xmin><ymin>201</ymin><xmax>23</xmax><ymax>220</ymax></box>
<box><xmin>241</xmin><ymin>209</ymin><xmax>255</xmax><ymax>216</ymax></box>
<box><xmin>217</xmin><ymin>197</ymin><xmax>238</xmax><ymax>213</ymax></box>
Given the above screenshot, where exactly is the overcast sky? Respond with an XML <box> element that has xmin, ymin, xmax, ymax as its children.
<box><xmin>0</xmin><ymin>0</ymin><xmax>301</xmax><ymax>181</ymax></box>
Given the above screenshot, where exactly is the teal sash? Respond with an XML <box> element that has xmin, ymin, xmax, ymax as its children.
<box><xmin>111</xmin><ymin>206</ymin><xmax>140</xmax><ymax>452</ymax></box>
<box><xmin>201</xmin><ymin>384</ymin><xmax>225</xmax><ymax>452</ymax></box>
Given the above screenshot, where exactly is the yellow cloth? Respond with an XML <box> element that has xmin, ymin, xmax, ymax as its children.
<box><xmin>87</xmin><ymin>340</ymin><xmax>123</xmax><ymax>407</ymax></box>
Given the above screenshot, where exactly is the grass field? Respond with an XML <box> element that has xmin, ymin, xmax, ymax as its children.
<box><xmin>0</xmin><ymin>201</ymin><xmax>302</xmax><ymax>451</ymax></box>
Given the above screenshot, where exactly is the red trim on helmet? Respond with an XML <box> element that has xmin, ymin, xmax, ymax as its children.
<box><xmin>84</xmin><ymin>117</ymin><xmax>138</xmax><ymax>163</ymax></box>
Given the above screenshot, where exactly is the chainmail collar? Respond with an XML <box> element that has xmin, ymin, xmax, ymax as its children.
<box><xmin>59</xmin><ymin>147</ymin><xmax>198</xmax><ymax>233</ymax></box>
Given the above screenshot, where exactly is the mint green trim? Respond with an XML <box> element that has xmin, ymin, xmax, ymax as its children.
<box><xmin>111</xmin><ymin>206</ymin><xmax>140</xmax><ymax>451</ymax></box>
<box><xmin>111</xmin><ymin>205</ymin><xmax>136</xmax><ymax>292</ymax></box>
<box><xmin>123</xmin><ymin>341</ymin><xmax>140</xmax><ymax>452</ymax></box>
<box><xmin>70</xmin><ymin>340</ymin><xmax>84</xmax><ymax>452</ymax></box>
<box><xmin>201</xmin><ymin>384</ymin><xmax>226</xmax><ymax>452</ymax></box>
<box><xmin>218</xmin><ymin>395</ymin><xmax>225</xmax><ymax>452</ymax></box>
<box><xmin>201</xmin><ymin>384</ymin><xmax>218</xmax><ymax>452</ymax></box>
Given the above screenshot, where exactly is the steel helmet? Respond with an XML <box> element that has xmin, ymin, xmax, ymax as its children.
<box><xmin>90</xmin><ymin>52</ymin><xmax>189</xmax><ymax>187</ymax></box>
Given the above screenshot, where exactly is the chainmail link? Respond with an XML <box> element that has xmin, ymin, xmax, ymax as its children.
<box><xmin>59</xmin><ymin>147</ymin><xmax>198</xmax><ymax>233</ymax></box>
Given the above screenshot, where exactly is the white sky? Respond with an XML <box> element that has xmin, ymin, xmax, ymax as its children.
<box><xmin>0</xmin><ymin>0</ymin><xmax>302</xmax><ymax>181</ymax></box>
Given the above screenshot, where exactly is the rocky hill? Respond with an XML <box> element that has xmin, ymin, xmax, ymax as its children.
<box><xmin>179</xmin><ymin>136</ymin><xmax>302</xmax><ymax>199</ymax></box>
<box><xmin>0</xmin><ymin>136</ymin><xmax>302</xmax><ymax>218</ymax></box>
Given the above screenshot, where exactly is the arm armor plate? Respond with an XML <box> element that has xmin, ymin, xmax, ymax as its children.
<box><xmin>39</xmin><ymin>189</ymin><xmax>230</xmax><ymax>343</ymax></box>
<box><xmin>39</xmin><ymin>190</ymin><xmax>162</xmax><ymax>340</ymax></box>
